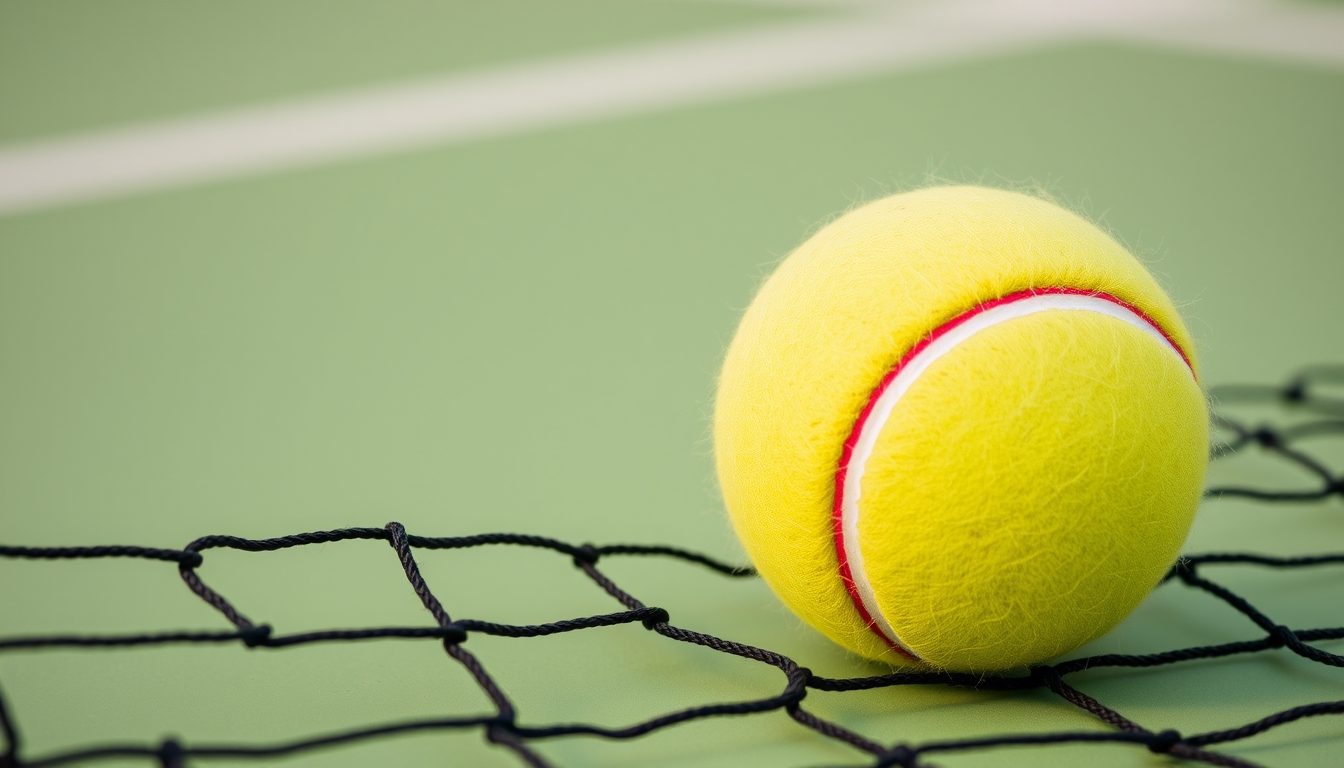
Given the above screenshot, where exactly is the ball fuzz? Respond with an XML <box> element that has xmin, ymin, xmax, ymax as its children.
<box><xmin>714</xmin><ymin>186</ymin><xmax>1207</xmax><ymax>672</ymax></box>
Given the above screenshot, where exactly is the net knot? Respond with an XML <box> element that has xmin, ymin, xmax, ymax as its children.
<box><xmin>877</xmin><ymin>743</ymin><xmax>918</xmax><ymax>767</ymax></box>
<box><xmin>177</xmin><ymin>551</ymin><xmax>204</xmax><ymax>568</ymax></box>
<box><xmin>640</xmin><ymin>608</ymin><xmax>670</xmax><ymax>629</ymax></box>
<box><xmin>484</xmin><ymin>720</ymin><xmax>519</xmax><ymax>744</ymax></box>
<box><xmin>784</xmin><ymin>666</ymin><xmax>812</xmax><ymax>702</ymax></box>
<box><xmin>1146</xmin><ymin>729</ymin><xmax>1182</xmax><ymax>754</ymax></box>
<box><xmin>1170</xmin><ymin>559</ymin><xmax>1197</xmax><ymax>582</ymax></box>
<box><xmin>441</xmin><ymin>623</ymin><xmax>469</xmax><ymax>644</ymax></box>
<box><xmin>1028</xmin><ymin>664</ymin><xmax>1062</xmax><ymax>690</ymax></box>
<box><xmin>1269</xmin><ymin>625</ymin><xmax>1297</xmax><ymax>647</ymax></box>
<box><xmin>1281</xmin><ymin>381</ymin><xmax>1306</xmax><ymax>402</ymax></box>
<box><xmin>571</xmin><ymin>544</ymin><xmax>601</xmax><ymax>567</ymax></box>
<box><xmin>157</xmin><ymin>738</ymin><xmax>186</xmax><ymax>768</ymax></box>
<box><xmin>1251</xmin><ymin>428</ymin><xmax>1281</xmax><ymax>448</ymax></box>
<box><xmin>240</xmin><ymin>624</ymin><xmax>273</xmax><ymax>648</ymax></box>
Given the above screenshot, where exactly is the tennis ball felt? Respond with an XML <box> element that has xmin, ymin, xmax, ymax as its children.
<box><xmin>714</xmin><ymin>186</ymin><xmax>1207</xmax><ymax>672</ymax></box>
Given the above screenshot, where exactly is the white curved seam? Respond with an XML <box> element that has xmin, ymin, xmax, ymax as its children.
<box><xmin>841</xmin><ymin>294</ymin><xmax>1185</xmax><ymax>655</ymax></box>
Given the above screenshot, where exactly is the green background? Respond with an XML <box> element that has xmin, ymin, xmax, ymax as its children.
<box><xmin>1</xmin><ymin>1</ymin><xmax>1341</xmax><ymax>766</ymax></box>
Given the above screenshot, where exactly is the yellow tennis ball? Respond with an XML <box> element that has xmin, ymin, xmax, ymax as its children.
<box><xmin>714</xmin><ymin>186</ymin><xmax>1207</xmax><ymax>672</ymax></box>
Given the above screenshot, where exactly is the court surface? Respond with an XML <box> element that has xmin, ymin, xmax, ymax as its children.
<box><xmin>1</xmin><ymin>1</ymin><xmax>1342</xmax><ymax>766</ymax></box>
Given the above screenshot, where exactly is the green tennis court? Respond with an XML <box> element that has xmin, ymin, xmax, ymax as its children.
<box><xmin>1</xmin><ymin>1</ymin><xmax>1342</xmax><ymax>766</ymax></box>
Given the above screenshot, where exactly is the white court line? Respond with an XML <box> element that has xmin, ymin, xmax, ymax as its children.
<box><xmin>1124</xmin><ymin>4</ymin><xmax>1344</xmax><ymax>67</ymax></box>
<box><xmin>0</xmin><ymin>0</ymin><xmax>1340</xmax><ymax>216</ymax></box>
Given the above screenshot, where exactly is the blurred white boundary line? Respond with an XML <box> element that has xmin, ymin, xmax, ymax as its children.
<box><xmin>0</xmin><ymin>0</ymin><xmax>1340</xmax><ymax>216</ymax></box>
<box><xmin>1124</xmin><ymin>5</ymin><xmax>1344</xmax><ymax>68</ymax></box>
<box><xmin>0</xmin><ymin>12</ymin><xmax>1056</xmax><ymax>216</ymax></box>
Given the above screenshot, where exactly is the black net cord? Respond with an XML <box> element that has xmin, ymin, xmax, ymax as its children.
<box><xmin>0</xmin><ymin>366</ymin><xmax>1341</xmax><ymax>768</ymax></box>
<box><xmin>0</xmin><ymin>685</ymin><xmax>19</xmax><ymax>767</ymax></box>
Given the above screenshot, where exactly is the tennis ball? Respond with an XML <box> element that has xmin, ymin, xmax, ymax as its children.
<box><xmin>714</xmin><ymin>186</ymin><xmax>1207</xmax><ymax>672</ymax></box>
